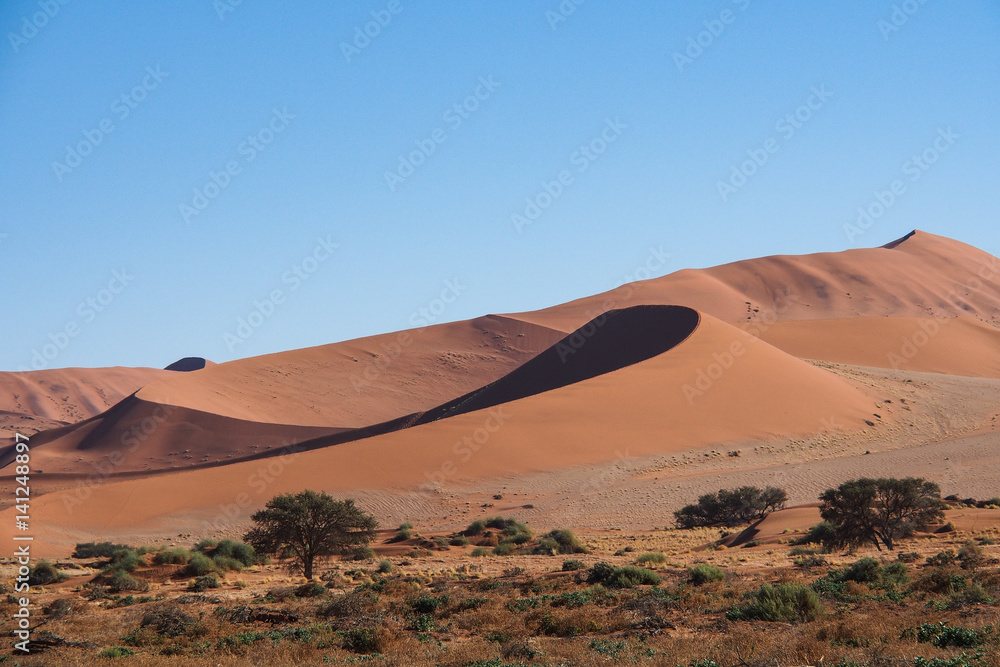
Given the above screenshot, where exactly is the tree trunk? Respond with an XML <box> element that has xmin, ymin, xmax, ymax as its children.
<box><xmin>303</xmin><ymin>556</ymin><xmax>313</xmax><ymax>580</ymax></box>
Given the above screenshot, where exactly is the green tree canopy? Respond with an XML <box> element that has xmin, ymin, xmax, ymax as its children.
<box><xmin>243</xmin><ymin>491</ymin><xmax>377</xmax><ymax>579</ymax></box>
<box><xmin>674</xmin><ymin>486</ymin><xmax>788</xmax><ymax>528</ymax></box>
<box><xmin>818</xmin><ymin>477</ymin><xmax>943</xmax><ymax>551</ymax></box>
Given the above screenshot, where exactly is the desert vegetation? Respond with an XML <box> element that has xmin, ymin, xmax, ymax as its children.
<box><xmin>5</xmin><ymin>484</ymin><xmax>999</xmax><ymax>665</ymax></box>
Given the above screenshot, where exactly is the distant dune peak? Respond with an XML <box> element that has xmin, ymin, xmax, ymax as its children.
<box><xmin>164</xmin><ymin>357</ymin><xmax>211</xmax><ymax>372</ymax></box>
<box><xmin>882</xmin><ymin>230</ymin><xmax>918</xmax><ymax>249</ymax></box>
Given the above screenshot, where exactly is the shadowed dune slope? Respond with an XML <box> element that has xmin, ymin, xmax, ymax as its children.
<box><xmin>3</xmin><ymin>310</ymin><xmax>878</xmax><ymax>554</ymax></box>
<box><xmin>509</xmin><ymin>231</ymin><xmax>1000</xmax><ymax>332</ymax></box>
<box><xmin>14</xmin><ymin>395</ymin><xmax>342</xmax><ymax>474</ymax></box>
<box><xmin>0</xmin><ymin>366</ymin><xmax>171</xmax><ymax>434</ymax></box>
<box><xmin>416</xmin><ymin>305</ymin><xmax>700</xmax><ymax>424</ymax></box>
<box><xmin>756</xmin><ymin>316</ymin><xmax>1000</xmax><ymax>378</ymax></box>
<box><xmin>135</xmin><ymin>315</ymin><xmax>567</xmax><ymax>428</ymax></box>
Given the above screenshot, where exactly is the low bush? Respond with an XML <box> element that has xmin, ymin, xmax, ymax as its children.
<box><xmin>534</xmin><ymin>529</ymin><xmax>588</xmax><ymax>555</ymax></box>
<box><xmin>103</xmin><ymin>548</ymin><xmax>142</xmax><ymax>574</ymax></box>
<box><xmin>27</xmin><ymin>561</ymin><xmax>65</xmax><ymax>586</ymax></box>
<box><xmin>73</xmin><ymin>542</ymin><xmax>130</xmax><ymax>559</ymax></box>
<box><xmin>464</xmin><ymin>520</ymin><xmax>487</xmax><ymax>536</ymax></box>
<box><xmin>636</xmin><ymin>552</ymin><xmax>667</xmax><ymax>566</ymax></box>
<box><xmin>727</xmin><ymin>583</ymin><xmax>823</xmax><ymax>623</ymax></box>
<box><xmin>153</xmin><ymin>548</ymin><xmax>190</xmax><ymax>566</ymax></box>
<box><xmin>108</xmin><ymin>570</ymin><xmax>149</xmax><ymax>593</ymax></box>
<box><xmin>689</xmin><ymin>564</ymin><xmax>725</xmax><ymax>585</ymax></box>
<box><xmin>213</xmin><ymin>539</ymin><xmax>257</xmax><ymax>566</ymax></box>
<box><xmin>192</xmin><ymin>574</ymin><xmax>220</xmax><ymax>592</ymax></box>
<box><xmin>449</xmin><ymin>536</ymin><xmax>470</xmax><ymax>546</ymax></box>
<box><xmin>587</xmin><ymin>562</ymin><xmax>661</xmax><ymax>588</ymax></box>
<box><xmin>184</xmin><ymin>552</ymin><xmax>216</xmax><ymax>576</ymax></box>
<box><xmin>562</xmin><ymin>559</ymin><xmax>586</xmax><ymax>572</ymax></box>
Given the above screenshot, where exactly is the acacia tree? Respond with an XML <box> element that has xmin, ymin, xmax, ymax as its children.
<box><xmin>674</xmin><ymin>486</ymin><xmax>788</xmax><ymax>528</ymax></box>
<box><xmin>819</xmin><ymin>477</ymin><xmax>943</xmax><ymax>551</ymax></box>
<box><xmin>244</xmin><ymin>491</ymin><xmax>377</xmax><ymax>579</ymax></box>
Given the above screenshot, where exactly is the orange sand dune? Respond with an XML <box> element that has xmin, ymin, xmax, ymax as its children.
<box><xmin>2</xmin><ymin>309</ymin><xmax>878</xmax><ymax>555</ymax></box>
<box><xmin>0</xmin><ymin>366</ymin><xmax>171</xmax><ymax>434</ymax></box>
<box><xmin>5</xmin><ymin>317</ymin><xmax>565</xmax><ymax>474</ymax></box>
<box><xmin>756</xmin><ymin>316</ymin><xmax>1000</xmax><ymax>378</ymax></box>
<box><xmin>510</xmin><ymin>230</ymin><xmax>1000</xmax><ymax>332</ymax></box>
<box><xmin>136</xmin><ymin>315</ymin><xmax>566</xmax><ymax>428</ymax></box>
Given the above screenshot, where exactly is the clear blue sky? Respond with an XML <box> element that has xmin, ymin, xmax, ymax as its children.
<box><xmin>2</xmin><ymin>1</ymin><xmax>997</xmax><ymax>371</ymax></box>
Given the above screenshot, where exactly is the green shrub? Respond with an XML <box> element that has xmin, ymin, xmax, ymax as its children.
<box><xmin>349</xmin><ymin>546</ymin><xmax>376</xmax><ymax>561</ymax></box>
<box><xmin>108</xmin><ymin>570</ymin><xmax>149</xmax><ymax>593</ymax></box>
<box><xmin>908</xmin><ymin>622</ymin><xmax>988</xmax><ymax>648</ymax></box>
<box><xmin>72</xmin><ymin>542</ymin><xmax>130</xmax><ymax>559</ymax></box>
<box><xmin>192</xmin><ymin>574</ymin><xmax>220</xmax><ymax>592</ymax></box>
<box><xmin>449</xmin><ymin>536</ymin><xmax>470</xmax><ymax>547</ymax></box>
<box><xmin>212</xmin><ymin>555</ymin><xmax>244</xmax><ymax>572</ymax></box>
<box><xmin>295</xmin><ymin>582</ymin><xmax>326</xmax><ymax>598</ymax></box>
<box><xmin>842</xmin><ymin>557</ymin><xmax>883</xmax><ymax>583</ymax></box>
<box><xmin>153</xmin><ymin>548</ymin><xmax>190</xmax><ymax>566</ymax></box>
<box><xmin>464</xmin><ymin>520</ymin><xmax>487</xmax><ymax>536</ymax></box>
<box><xmin>727</xmin><ymin>583</ymin><xmax>823</xmax><ymax>623</ymax></box>
<box><xmin>562</xmin><ymin>559</ymin><xmax>586</xmax><ymax>572</ymax></box>
<box><xmin>213</xmin><ymin>539</ymin><xmax>256</xmax><ymax>566</ymax></box>
<box><xmin>410</xmin><ymin>594</ymin><xmax>449</xmax><ymax>614</ymax></box>
<box><xmin>534</xmin><ymin>529</ymin><xmax>588</xmax><ymax>555</ymax></box>
<box><xmin>689</xmin><ymin>564</ymin><xmax>725</xmax><ymax>585</ymax></box>
<box><xmin>636</xmin><ymin>552</ymin><xmax>667</xmax><ymax>566</ymax></box>
<box><xmin>193</xmin><ymin>539</ymin><xmax>217</xmax><ymax>552</ymax></box>
<box><xmin>103</xmin><ymin>548</ymin><xmax>142</xmax><ymax>574</ymax></box>
<box><xmin>100</xmin><ymin>646</ymin><xmax>135</xmax><ymax>658</ymax></box>
<box><xmin>377</xmin><ymin>560</ymin><xmax>393</xmax><ymax>574</ymax></box>
<box><xmin>341</xmin><ymin>627</ymin><xmax>382</xmax><ymax>654</ymax></box>
<box><xmin>470</xmin><ymin>547</ymin><xmax>490</xmax><ymax>557</ymax></box>
<box><xmin>390</xmin><ymin>528</ymin><xmax>412</xmax><ymax>543</ymax></box>
<box><xmin>27</xmin><ymin>561</ymin><xmax>65</xmax><ymax>586</ymax></box>
<box><xmin>184</xmin><ymin>552</ymin><xmax>216</xmax><ymax>577</ymax></box>
<box><xmin>801</xmin><ymin>521</ymin><xmax>839</xmax><ymax>547</ymax></box>
<box><xmin>587</xmin><ymin>562</ymin><xmax>660</xmax><ymax>588</ymax></box>
<box><xmin>675</xmin><ymin>486</ymin><xmax>787</xmax><ymax>528</ymax></box>
<box><xmin>493</xmin><ymin>542</ymin><xmax>516</xmax><ymax>556</ymax></box>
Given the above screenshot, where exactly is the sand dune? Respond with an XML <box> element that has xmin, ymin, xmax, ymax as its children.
<box><xmin>136</xmin><ymin>315</ymin><xmax>566</xmax><ymax>428</ymax></box>
<box><xmin>2</xmin><ymin>308</ymin><xmax>878</xmax><ymax>554</ymax></box>
<box><xmin>0</xmin><ymin>366</ymin><xmax>171</xmax><ymax>435</ymax></box>
<box><xmin>510</xmin><ymin>230</ymin><xmax>1000</xmax><ymax>331</ymax></box>
<box><xmin>756</xmin><ymin>316</ymin><xmax>1000</xmax><ymax>378</ymax></box>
